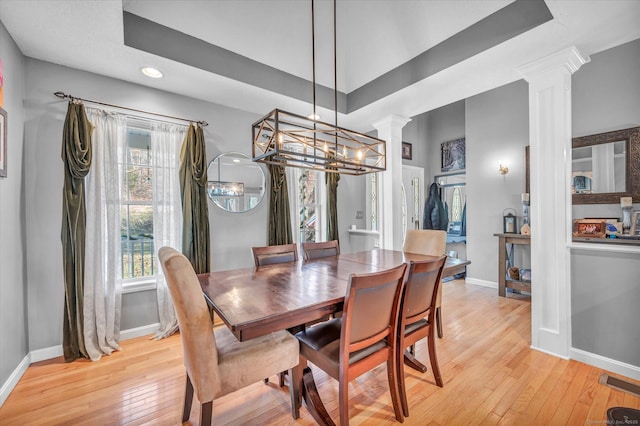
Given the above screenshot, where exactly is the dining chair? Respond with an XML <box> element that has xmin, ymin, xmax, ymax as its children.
<box><xmin>403</xmin><ymin>229</ymin><xmax>448</xmax><ymax>338</ymax></box>
<box><xmin>292</xmin><ymin>263</ymin><xmax>408</xmax><ymax>425</ymax></box>
<box><xmin>397</xmin><ymin>255</ymin><xmax>447</xmax><ymax>417</ymax></box>
<box><xmin>252</xmin><ymin>243</ymin><xmax>298</xmax><ymax>266</ymax></box>
<box><xmin>302</xmin><ymin>240</ymin><xmax>340</xmax><ymax>260</ymax></box>
<box><xmin>158</xmin><ymin>247</ymin><xmax>300</xmax><ymax>425</ymax></box>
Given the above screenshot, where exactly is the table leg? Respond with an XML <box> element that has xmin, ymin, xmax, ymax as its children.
<box><xmin>302</xmin><ymin>366</ymin><xmax>336</xmax><ymax>426</ymax></box>
<box><xmin>403</xmin><ymin>349</ymin><xmax>428</xmax><ymax>373</ymax></box>
<box><xmin>498</xmin><ymin>236</ymin><xmax>507</xmax><ymax>297</ymax></box>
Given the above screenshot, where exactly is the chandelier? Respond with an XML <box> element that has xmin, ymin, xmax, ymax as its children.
<box><xmin>251</xmin><ymin>0</ymin><xmax>386</xmax><ymax>175</ymax></box>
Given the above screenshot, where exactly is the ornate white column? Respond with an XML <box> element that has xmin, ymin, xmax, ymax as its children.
<box><xmin>518</xmin><ymin>46</ymin><xmax>589</xmax><ymax>358</ymax></box>
<box><xmin>372</xmin><ymin>115</ymin><xmax>411</xmax><ymax>250</ymax></box>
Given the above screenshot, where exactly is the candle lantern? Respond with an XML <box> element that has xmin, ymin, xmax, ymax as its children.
<box><xmin>503</xmin><ymin>208</ymin><xmax>517</xmax><ymax>234</ymax></box>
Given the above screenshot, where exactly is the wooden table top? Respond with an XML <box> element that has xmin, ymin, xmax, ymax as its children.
<box><xmin>198</xmin><ymin>249</ymin><xmax>470</xmax><ymax>342</ymax></box>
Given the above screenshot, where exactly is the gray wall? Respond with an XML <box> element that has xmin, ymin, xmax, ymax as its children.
<box><xmin>0</xmin><ymin>23</ymin><xmax>29</xmax><ymax>392</ymax></box>
<box><xmin>0</xmin><ymin>21</ymin><xmax>28</xmax><ymax>396</ymax></box>
<box><xmin>465</xmin><ymin>81</ymin><xmax>530</xmax><ymax>282</ymax></box>
<box><xmin>425</xmin><ymin>101</ymin><xmax>466</xmax><ymax>182</ymax></box>
<box><xmin>571</xmin><ymin>250</ymin><xmax>640</xmax><ymax>366</ymax></box>
<box><xmin>21</xmin><ymin>58</ymin><xmax>364</xmax><ymax>352</ymax></box>
<box><xmin>570</xmin><ymin>38</ymin><xmax>640</xmax><ymax>364</ymax></box>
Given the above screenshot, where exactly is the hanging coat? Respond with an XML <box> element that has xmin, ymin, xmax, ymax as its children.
<box><xmin>423</xmin><ymin>182</ymin><xmax>449</xmax><ymax>231</ymax></box>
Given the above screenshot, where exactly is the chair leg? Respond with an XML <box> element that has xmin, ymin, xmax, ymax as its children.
<box><xmin>436</xmin><ymin>307</ymin><xmax>443</xmax><ymax>338</ymax></box>
<box><xmin>200</xmin><ymin>401</ymin><xmax>213</xmax><ymax>426</ymax></box>
<box><xmin>182</xmin><ymin>375</ymin><xmax>194</xmax><ymax>423</ymax></box>
<box><xmin>339</xmin><ymin>377</ymin><xmax>350</xmax><ymax>426</ymax></box>
<box><xmin>289</xmin><ymin>364</ymin><xmax>303</xmax><ymax>419</ymax></box>
<box><xmin>397</xmin><ymin>348</ymin><xmax>410</xmax><ymax>418</ymax></box>
<box><xmin>387</xmin><ymin>357</ymin><xmax>405</xmax><ymax>422</ymax></box>
<box><xmin>279</xmin><ymin>371</ymin><xmax>286</xmax><ymax>387</ymax></box>
<box><xmin>428</xmin><ymin>333</ymin><xmax>443</xmax><ymax>387</ymax></box>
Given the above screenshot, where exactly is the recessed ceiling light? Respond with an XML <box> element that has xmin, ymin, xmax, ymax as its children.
<box><xmin>308</xmin><ymin>113</ymin><xmax>321</xmax><ymax>121</ymax></box>
<box><xmin>141</xmin><ymin>66</ymin><xmax>163</xmax><ymax>79</ymax></box>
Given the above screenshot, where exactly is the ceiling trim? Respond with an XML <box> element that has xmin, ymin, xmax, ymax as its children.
<box><xmin>347</xmin><ymin>0</ymin><xmax>553</xmax><ymax>113</ymax></box>
<box><xmin>123</xmin><ymin>11</ymin><xmax>348</xmax><ymax>113</ymax></box>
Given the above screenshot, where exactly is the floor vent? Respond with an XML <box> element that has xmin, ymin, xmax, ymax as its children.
<box><xmin>600</xmin><ymin>373</ymin><xmax>640</xmax><ymax>398</ymax></box>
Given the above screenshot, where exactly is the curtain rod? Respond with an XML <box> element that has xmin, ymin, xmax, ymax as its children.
<box><xmin>53</xmin><ymin>91</ymin><xmax>208</xmax><ymax>127</ymax></box>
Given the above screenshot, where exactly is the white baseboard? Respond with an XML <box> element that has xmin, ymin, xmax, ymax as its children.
<box><xmin>30</xmin><ymin>345</ymin><xmax>63</xmax><ymax>363</ymax></box>
<box><xmin>119</xmin><ymin>323</ymin><xmax>160</xmax><ymax>341</ymax></box>
<box><xmin>1</xmin><ymin>322</ymin><xmax>161</xmax><ymax>408</ymax></box>
<box><xmin>570</xmin><ymin>347</ymin><xmax>640</xmax><ymax>381</ymax></box>
<box><xmin>531</xmin><ymin>344</ymin><xmax>570</xmax><ymax>360</ymax></box>
<box><xmin>28</xmin><ymin>323</ymin><xmax>160</xmax><ymax>364</ymax></box>
<box><xmin>465</xmin><ymin>277</ymin><xmax>498</xmax><ymax>289</ymax></box>
<box><xmin>0</xmin><ymin>354</ymin><xmax>30</xmax><ymax>407</ymax></box>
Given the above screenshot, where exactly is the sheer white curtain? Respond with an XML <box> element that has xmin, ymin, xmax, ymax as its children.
<box><xmin>84</xmin><ymin>108</ymin><xmax>126</xmax><ymax>361</ymax></box>
<box><xmin>151</xmin><ymin>122</ymin><xmax>186</xmax><ymax>339</ymax></box>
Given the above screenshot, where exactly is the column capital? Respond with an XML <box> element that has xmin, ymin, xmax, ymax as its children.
<box><xmin>518</xmin><ymin>46</ymin><xmax>590</xmax><ymax>81</ymax></box>
<box><xmin>372</xmin><ymin>115</ymin><xmax>411</xmax><ymax>131</ymax></box>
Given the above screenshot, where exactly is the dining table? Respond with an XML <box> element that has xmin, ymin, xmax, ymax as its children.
<box><xmin>197</xmin><ymin>249</ymin><xmax>470</xmax><ymax>425</ymax></box>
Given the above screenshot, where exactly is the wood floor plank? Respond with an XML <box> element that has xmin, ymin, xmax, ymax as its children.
<box><xmin>1</xmin><ymin>280</ymin><xmax>638</xmax><ymax>425</ymax></box>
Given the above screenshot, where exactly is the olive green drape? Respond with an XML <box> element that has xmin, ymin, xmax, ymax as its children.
<box><xmin>326</xmin><ymin>171</ymin><xmax>340</xmax><ymax>242</ymax></box>
<box><xmin>268</xmin><ymin>164</ymin><xmax>293</xmax><ymax>245</ymax></box>
<box><xmin>179</xmin><ymin>124</ymin><xmax>210</xmax><ymax>274</ymax></box>
<box><xmin>61</xmin><ymin>102</ymin><xmax>93</xmax><ymax>362</ymax></box>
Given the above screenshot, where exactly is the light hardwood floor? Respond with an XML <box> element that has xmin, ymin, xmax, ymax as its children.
<box><xmin>1</xmin><ymin>280</ymin><xmax>638</xmax><ymax>425</ymax></box>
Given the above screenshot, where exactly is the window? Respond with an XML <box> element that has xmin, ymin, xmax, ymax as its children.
<box><xmin>121</xmin><ymin>126</ymin><xmax>155</xmax><ymax>280</ymax></box>
<box><xmin>290</xmin><ymin>169</ymin><xmax>326</xmax><ymax>244</ymax></box>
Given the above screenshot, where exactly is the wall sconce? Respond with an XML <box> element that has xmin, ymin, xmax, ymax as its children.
<box><xmin>498</xmin><ymin>162</ymin><xmax>509</xmax><ymax>175</ymax></box>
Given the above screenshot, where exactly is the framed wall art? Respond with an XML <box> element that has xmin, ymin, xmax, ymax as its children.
<box><xmin>402</xmin><ymin>142</ymin><xmax>412</xmax><ymax>160</ymax></box>
<box><xmin>0</xmin><ymin>107</ymin><xmax>6</xmax><ymax>178</ymax></box>
<box><xmin>572</xmin><ymin>219</ymin><xmax>606</xmax><ymax>238</ymax></box>
<box><xmin>441</xmin><ymin>137</ymin><xmax>465</xmax><ymax>172</ymax></box>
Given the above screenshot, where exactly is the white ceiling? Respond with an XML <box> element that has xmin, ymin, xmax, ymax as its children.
<box><xmin>1</xmin><ymin>0</ymin><xmax>639</xmax><ymax>131</ymax></box>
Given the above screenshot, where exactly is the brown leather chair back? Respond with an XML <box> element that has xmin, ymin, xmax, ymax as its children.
<box><xmin>403</xmin><ymin>256</ymin><xmax>447</xmax><ymax>327</ymax></box>
<box><xmin>342</xmin><ymin>263</ymin><xmax>407</xmax><ymax>354</ymax></box>
<box><xmin>252</xmin><ymin>243</ymin><xmax>298</xmax><ymax>266</ymax></box>
<box><xmin>302</xmin><ymin>240</ymin><xmax>340</xmax><ymax>260</ymax></box>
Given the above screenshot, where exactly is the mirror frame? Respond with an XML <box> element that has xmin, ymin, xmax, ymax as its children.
<box><xmin>207</xmin><ymin>152</ymin><xmax>266</xmax><ymax>213</ymax></box>
<box><xmin>572</xmin><ymin>126</ymin><xmax>640</xmax><ymax>204</ymax></box>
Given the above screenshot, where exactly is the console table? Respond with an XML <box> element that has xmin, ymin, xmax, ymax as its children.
<box><xmin>494</xmin><ymin>233</ymin><xmax>531</xmax><ymax>297</ymax></box>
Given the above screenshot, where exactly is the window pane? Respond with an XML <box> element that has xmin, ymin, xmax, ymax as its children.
<box><xmin>127</xmin><ymin>128</ymin><xmax>151</xmax><ymax>166</ymax></box>
<box><xmin>121</xmin><ymin>204</ymin><xmax>155</xmax><ymax>279</ymax></box>
<box><xmin>298</xmin><ymin>170</ymin><xmax>318</xmax><ymax>242</ymax></box>
<box><xmin>124</xmin><ymin>165</ymin><xmax>152</xmax><ymax>202</ymax></box>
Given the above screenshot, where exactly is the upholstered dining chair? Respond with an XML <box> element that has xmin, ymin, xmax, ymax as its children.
<box><xmin>302</xmin><ymin>240</ymin><xmax>340</xmax><ymax>260</ymax></box>
<box><xmin>403</xmin><ymin>229</ymin><xmax>447</xmax><ymax>338</ymax></box>
<box><xmin>397</xmin><ymin>256</ymin><xmax>447</xmax><ymax>417</ymax></box>
<box><xmin>252</xmin><ymin>243</ymin><xmax>298</xmax><ymax>266</ymax></box>
<box><xmin>292</xmin><ymin>263</ymin><xmax>408</xmax><ymax>425</ymax></box>
<box><xmin>158</xmin><ymin>247</ymin><xmax>299</xmax><ymax>425</ymax></box>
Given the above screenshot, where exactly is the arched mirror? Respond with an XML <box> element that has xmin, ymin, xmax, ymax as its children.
<box><xmin>207</xmin><ymin>152</ymin><xmax>265</xmax><ymax>213</ymax></box>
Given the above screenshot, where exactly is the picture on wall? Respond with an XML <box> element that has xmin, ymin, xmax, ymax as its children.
<box><xmin>441</xmin><ymin>137</ymin><xmax>465</xmax><ymax>172</ymax></box>
<box><xmin>0</xmin><ymin>107</ymin><xmax>6</xmax><ymax>178</ymax></box>
<box><xmin>402</xmin><ymin>142</ymin><xmax>412</xmax><ymax>160</ymax></box>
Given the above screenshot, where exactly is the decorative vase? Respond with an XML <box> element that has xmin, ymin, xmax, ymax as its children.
<box><xmin>622</xmin><ymin>206</ymin><xmax>632</xmax><ymax>234</ymax></box>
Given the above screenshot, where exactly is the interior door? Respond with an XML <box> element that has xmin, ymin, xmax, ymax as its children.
<box><xmin>402</xmin><ymin>165</ymin><xmax>425</xmax><ymax>242</ymax></box>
